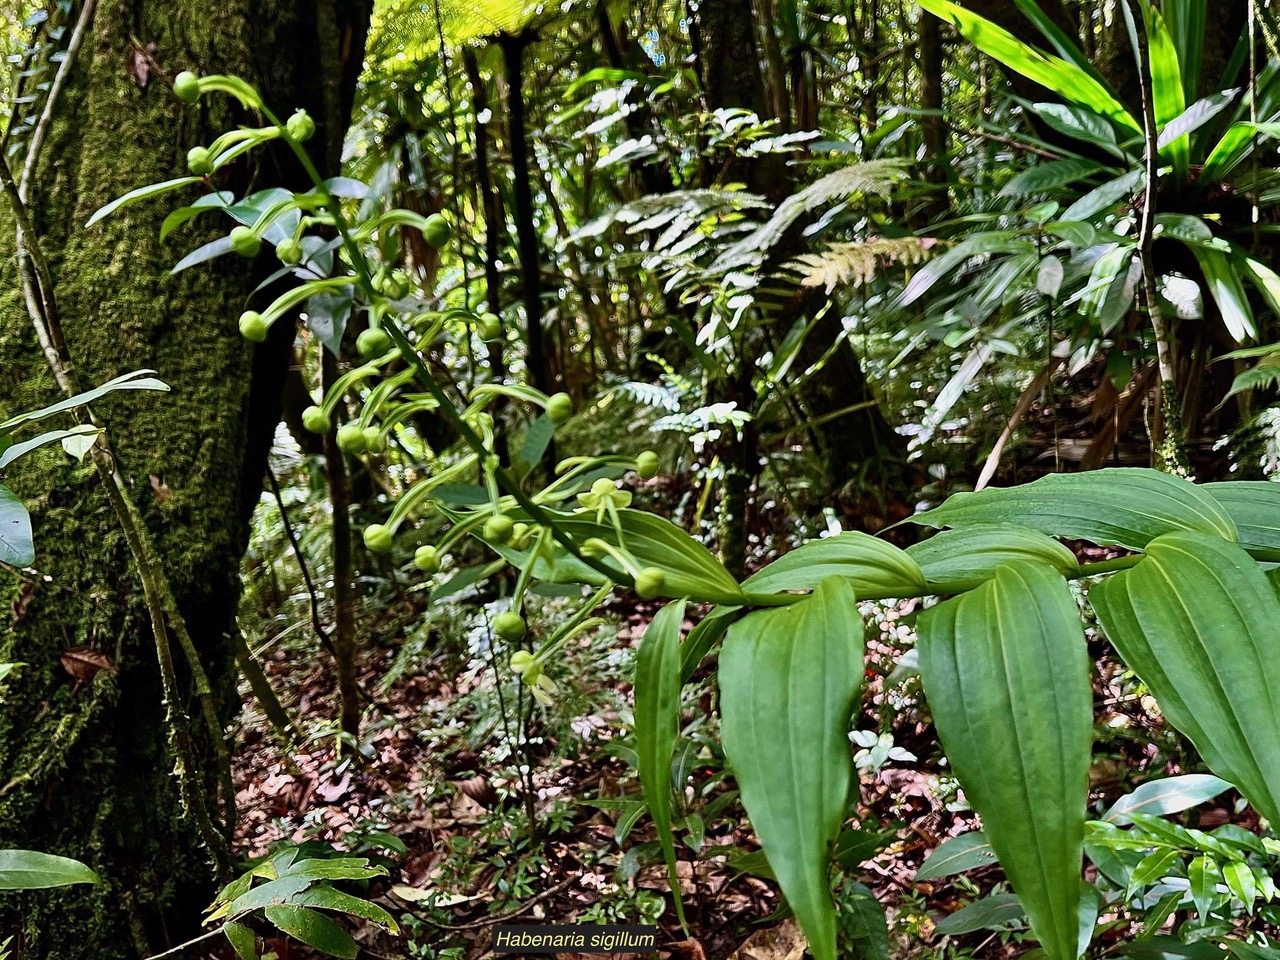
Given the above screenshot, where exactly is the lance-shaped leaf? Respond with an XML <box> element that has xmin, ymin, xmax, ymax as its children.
<box><xmin>0</xmin><ymin>850</ymin><xmax>98</xmax><ymax>890</ymax></box>
<box><xmin>918</xmin><ymin>562</ymin><xmax>1091</xmax><ymax>960</ymax></box>
<box><xmin>909</xmin><ymin>468</ymin><xmax>1236</xmax><ymax>551</ymax></box>
<box><xmin>720</xmin><ymin>578</ymin><xmax>864</xmax><ymax>960</ymax></box>
<box><xmin>634</xmin><ymin>599</ymin><xmax>688</xmax><ymax>929</ymax></box>
<box><xmin>741</xmin><ymin>531</ymin><xmax>925</xmax><ymax>598</ymax></box>
<box><xmin>917</xmin><ymin>0</ymin><xmax>1139</xmax><ymax>134</ymax></box>
<box><xmin>1091</xmin><ymin>532</ymin><xmax>1280</xmax><ymax>825</ymax></box>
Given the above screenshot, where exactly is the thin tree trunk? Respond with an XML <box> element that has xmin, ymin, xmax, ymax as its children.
<box><xmin>323</xmin><ymin>352</ymin><xmax>362</xmax><ymax>738</ymax></box>
<box><xmin>0</xmin><ymin>2</ymin><xmax>368</xmax><ymax>955</ymax></box>
<box><xmin>501</xmin><ymin>30</ymin><xmax>552</xmax><ymax>394</ymax></box>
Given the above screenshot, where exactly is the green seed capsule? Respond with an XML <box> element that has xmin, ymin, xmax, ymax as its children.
<box><xmin>301</xmin><ymin>405</ymin><xmax>331</xmax><ymax>434</ymax></box>
<box><xmin>187</xmin><ymin>146</ymin><xmax>213</xmax><ymax>175</ymax></box>
<box><xmin>477</xmin><ymin>312</ymin><xmax>502</xmax><ymax>341</ymax></box>
<box><xmin>545</xmin><ymin>392</ymin><xmax>572</xmax><ymax>425</ymax></box>
<box><xmin>363</xmin><ymin>523</ymin><xmax>394</xmax><ymax>554</ymax></box>
<box><xmin>336</xmin><ymin>423</ymin><xmax>366</xmax><ymax>454</ymax></box>
<box><xmin>493</xmin><ymin>611</ymin><xmax>527</xmax><ymax>642</ymax></box>
<box><xmin>413</xmin><ymin>545</ymin><xmax>440</xmax><ymax>574</ymax></box>
<box><xmin>239</xmin><ymin>311</ymin><xmax>268</xmax><ymax>342</ymax></box>
<box><xmin>634</xmin><ymin>567</ymin><xmax>666</xmax><ymax>599</ymax></box>
<box><xmin>230</xmin><ymin>226</ymin><xmax>261</xmax><ymax>258</ymax></box>
<box><xmin>380</xmin><ymin>271</ymin><xmax>410</xmax><ymax>300</ymax></box>
<box><xmin>484</xmin><ymin>514</ymin><xmax>515</xmax><ymax>544</ymax></box>
<box><xmin>173</xmin><ymin>71</ymin><xmax>201</xmax><ymax>103</ymax></box>
<box><xmin>286</xmin><ymin>109</ymin><xmax>315</xmax><ymax>142</ymax></box>
<box><xmin>636</xmin><ymin>451</ymin><xmax>660</xmax><ymax>480</ymax></box>
<box><xmin>423</xmin><ymin>214</ymin><xmax>451</xmax><ymax>248</ymax></box>
<box><xmin>276</xmin><ymin>238</ymin><xmax>303</xmax><ymax>265</ymax></box>
<box><xmin>357</xmin><ymin>327</ymin><xmax>394</xmax><ymax>359</ymax></box>
<box><xmin>362</xmin><ymin>427</ymin><xmax>386</xmax><ymax>453</ymax></box>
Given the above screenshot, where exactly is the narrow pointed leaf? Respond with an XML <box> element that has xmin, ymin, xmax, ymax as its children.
<box><xmin>917</xmin><ymin>0</ymin><xmax>1138</xmax><ymax>133</ymax></box>
<box><xmin>918</xmin><ymin>562</ymin><xmax>1091</xmax><ymax>960</ymax></box>
<box><xmin>86</xmin><ymin>177</ymin><xmax>202</xmax><ymax>227</ymax></box>
<box><xmin>634</xmin><ymin>599</ymin><xmax>688</xmax><ymax>929</ymax></box>
<box><xmin>909</xmin><ymin>468</ymin><xmax>1236</xmax><ymax>550</ymax></box>
<box><xmin>0</xmin><ymin>850</ymin><xmax>98</xmax><ymax>889</ymax></box>
<box><xmin>1091</xmin><ymin>532</ymin><xmax>1280</xmax><ymax>825</ymax></box>
<box><xmin>1145</xmin><ymin>7</ymin><xmax>1188</xmax><ymax>180</ymax></box>
<box><xmin>935</xmin><ymin>894</ymin><xmax>1026</xmax><ymax>935</ymax></box>
<box><xmin>1190</xmin><ymin>247</ymin><xmax>1255</xmax><ymax>342</ymax></box>
<box><xmin>720</xmin><ymin>578</ymin><xmax>864</xmax><ymax>960</ymax></box>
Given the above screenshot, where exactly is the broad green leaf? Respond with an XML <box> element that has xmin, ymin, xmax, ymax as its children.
<box><xmin>917</xmin><ymin>0</ymin><xmax>1138</xmax><ymax>133</ymax></box>
<box><xmin>1001</xmin><ymin>158</ymin><xmax>1104</xmax><ymax>197</ymax></box>
<box><xmin>0</xmin><ymin>485</ymin><xmax>34</xmax><ymax>567</ymax></box>
<box><xmin>1062</xmin><ymin>167</ymin><xmax>1144</xmax><ymax>221</ymax></box>
<box><xmin>290</xmin><ymin>886</ymin><xmax>399</xmax><ymax>932</ymax></box>
<box><xmin>834</xmin><ymin>826</ymin><xmax>895</xmax><ymax>869</ymax></box>
<box><xmin>934</xmin><ymin>893</ymin><xmax>1026</xmax><ymax>935</ymax></box>
<box><xmin>1223</xmin><ymin>860</ymin><xmax>1258</xmax><ymax>909</ymax></box>
<box><xmin>741</xmin><ymin>531</ymin><xmax>924</xmax><ymax>598</ymax></box>
<box><xmin>1117</xmin><ymin>936</ymin><xmax>1227</xmax><ymax>959</ymax></box>
<box><xmin>1200</xmin><ymin>122</ymin><xmax>1254</xmax><ymax>184</ymax></box>
<box><xmin>909</xmin><ymin>468</ymin><xmax>1237</xmax><ymax>551</ymax></box>
<box><xmin>264</xmin><ymin>904</ymin><xmax>357</xmax><ymax>959</ymax></box>
<box><xmin>634</xmin><ymin>599</ymin><xmax>688</xmax><ymax>929</ymax></box>
<box><xmin>915</xmin><ymin>832</ymin><xmax>998</xmax><ymax>881</ymax></box>
<box><xmin>0</xmin><ymin>850</ymin><xmax>98</xmax><ymax>890</ymax></box>
<box><xmin>918</xmin><ymin>562</ymin><xmax>1091</xmax><ymax>960</ymax></box>
<box><xmin>1202</xmin><ymin>482</ymin><xmax>1280</xmax><ymax>561</ymax></box>
<box><xmin>839</xmin><ymin>881</ymin><xmax>890</xmax><ymax>960</ymax></box>
<box><xmin>222</xmin><ymin>921</ymin><xmax>257</xmax><ymax>960</ymax></box>
<box><xmin>907</xmin><ymin>523</ymin><xmax>1079</xmax><ymax>588</ymax></box>
<box><xmin>1189</xmin><ymin>247</ymin><xmax>1255</xmax><ymax>342</ymax></box>
<box><xmin>1033</xmin><ymin>103</ymin><xmax>1125</xmax><ymax>158</ymax></box>
<box><xmin>719</xmin><ymin>578</ymin><xmax>864</xmax><ymax>960</ymax></box>
<box><xmin>1091</xmin><ymin>532</ymin><xmax>1280</xmax><ymax>825</ymax></box>
<box><xmin>1128</xmin><ymin>849</ymin><xmax>1181</xmax><ymax>894</ymax></box>
<box><xmin>279</xmin><ymin>857</ymin><xmax>385</xmax><ymax>882</ymax></box>
<box><xmin>1103</xmin><ymin>775</ymin><xmax>1233</xmax><ymax>825</ymax></box>
<box><xmin>1158</xmin><ymin>90</ymin><xmax>1239</xmax><ymax>149</ymax></box>
<box><xmin>227</xmin><ymin>876</ymin><xmax>313</xmax><ymax>916</ymax></box>
<box><xmin>86</xmin><ymin>177</ymin><xmax>202</xmax><ymax>227</ymax></box>
<box><xmin>1189</xmin><ymin>855</ymin><xmax>1221</xmax><ymax>918</ymax></box>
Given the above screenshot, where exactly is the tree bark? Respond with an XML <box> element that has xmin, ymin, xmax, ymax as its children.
<box><xmin>0</xmin><ymin>1</ymin><xmax>368</xmax><ymax>956</ymax></box>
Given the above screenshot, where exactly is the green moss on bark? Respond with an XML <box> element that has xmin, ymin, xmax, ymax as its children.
<box><xmin>0</xmin><ymin>1</ymin><xmax>369</xmax><ymax>956</ymax></box>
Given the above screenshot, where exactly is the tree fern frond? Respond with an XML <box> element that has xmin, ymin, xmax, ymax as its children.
<box><xmin>709</xmin><ymin>160</ymin><xmax>909</xmax><ymax>272</ymax></box>
<box><xmin>371</xmin><ymin>0</ymin><xmax>535</xmax><ymax>61</ymax></box>
<box><xmin>786</xmin><ymin>237</ymin><xmax>939</xmax><ymax>293</ymax></box>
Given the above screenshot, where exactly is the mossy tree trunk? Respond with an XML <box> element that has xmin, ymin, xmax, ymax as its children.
<box><xmin>0</xmin><ymin>2</ymin><xmax>367</xmax><ymax>957</ymax></box>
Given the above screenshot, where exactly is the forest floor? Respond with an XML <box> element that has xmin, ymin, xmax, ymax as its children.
<box><xmin>220</xmin><ymin>539</ymin><xmax>1226</xmax><ymax>960</ymax></box>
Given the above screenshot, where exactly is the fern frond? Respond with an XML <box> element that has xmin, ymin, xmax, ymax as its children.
<box><xmin>786</xmin><ymin>237</ymin><xmax>938</xmax><ymax>293</ymax></box>
<box><xmin>370</xmin><ymin>0</ymin><xmax>535</xmax><ymax>63</ymax></box>
<box><xmin>709</xmin><ymin>160</ymin><xmax>909</xmax><ymax>272</ymax></box>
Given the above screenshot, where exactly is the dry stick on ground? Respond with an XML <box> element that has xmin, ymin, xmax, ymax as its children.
<box><xmin>0</xmin><ymin>153</ymin><xmax>234</xmax><ymax>874</ymax></box>
<box><xmin>975</xmin><ymin>356</ymin><xmax>1066</xmax><ymax>490</ymax></box>
<box><xmin>1125</xmin><ymin>0</ymin><xmax>1191</xmax><ymax>475</ymax></box>
<box><xmin>409</xmin><ymin>876</ymin><xmax>578</xmax><ymax>931</ymax></box>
